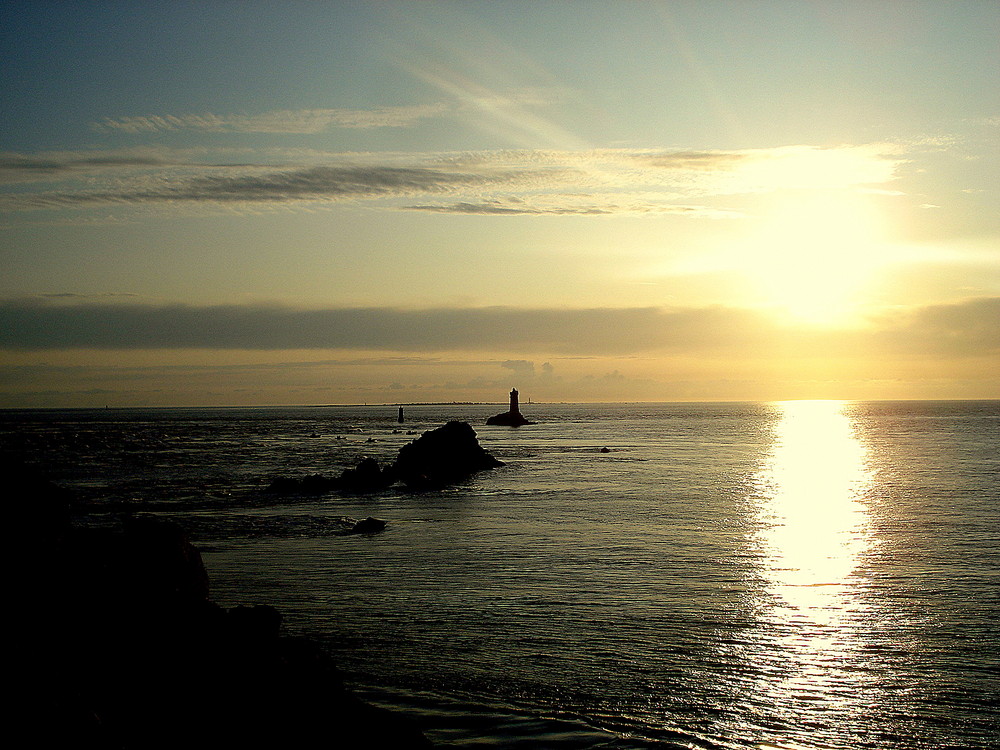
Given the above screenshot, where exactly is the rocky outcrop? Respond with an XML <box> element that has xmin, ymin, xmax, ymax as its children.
<box><xmin>11</xmin><ymin>467</ymin><xmax>431</xmax><ymax>750</ymax></box>
<box><xmin>266</xmin><ymin>458</ymin><xmax>394</xmax><ymax>495</ymax></box>
<box><xmin>338</xmin><ymin>456</ymin><xmax>396</xmax><ymax>493</ymax></box>
<box><xmin>268</xmin><ymin>421</ymin><xmax>503</xmax><ymax>494</ymax></box>
<box><xmin>393</xmin><ymin>421</ymin><xmax>504</xmax><ymax>489</ymax></box>
<box><xmin>485</xmin><ymin>410</ymin><xmax>535</xmax><ymax>426</ymax></box>
<box><xmin>349</xmin><ymin>516</ymin><xmax>387</xmax><ymax>534</ymax></box>
<box><xmin>266</xmin><ymin>472</ymin><xmax>339</xmax><ymax>494</ymax></box>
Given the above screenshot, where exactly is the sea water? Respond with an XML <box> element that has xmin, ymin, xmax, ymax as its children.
<box><xmin>3</xmin><ymin>401</ymin><xmax>998</xmax><ymax>749</ymax></box>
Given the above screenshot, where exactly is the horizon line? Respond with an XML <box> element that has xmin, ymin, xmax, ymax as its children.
<box><xmin>2</xmin><ymin>397</ymin><xmax>998</xmax><ymax>411</ymax></box>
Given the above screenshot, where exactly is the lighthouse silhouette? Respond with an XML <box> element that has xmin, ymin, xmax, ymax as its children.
<box><xmin>486</xmin><ymin>387</ymin><xmax>535</xmax><ymax>426</ymax></box>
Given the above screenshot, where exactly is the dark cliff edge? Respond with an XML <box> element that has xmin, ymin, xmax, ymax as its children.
<box><xmin>9</xmin><ymin>463</ymin><xmax>432</xmax><ymax>750</ymax></box>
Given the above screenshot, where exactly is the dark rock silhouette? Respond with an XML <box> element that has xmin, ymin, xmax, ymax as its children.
<box><xmin>266</xmin><ymin>473</ymin><xmax>338</xmax><ymax>494</ymax></box>
<box><xmin>393</xmin><ymin>420</ymin><xmax>504</xmax><ymax>488</ymax></box>
<box><xmin>338</xmin><ymin>456</ymin><xmax>396</xmax><ymax>493</ymax></box>
<box><xmin>227</xmin><ymin>603</ymin><xmax>283</xmax><ymax>641</ymax></box>
<box><xmin>267</xmin><ymin>420</ymin><xmax>502</xmax><ymax>494</ymax></box>
<box><xmin>12</xmin><ymin>470</ymin><xmax>431</xmax><ymax>749</ymax></box>
<box><xmin>486</xmin><ymin>387</ymin><xmax>536</xmax><ymax>426</ymax></box>
<box><xmin>7</xmin><ymin>459</ymin><xmax>73</xmax><ymax>538</ymax></box>
<box><xmin>349</xmin><ymin>516</ymin><xmax>387</xmax><ymax>534</ymax></box>
<box><xmin>486</xmin><ymin>411</ymin><xmax>534</xmax><ymax>426</ymax></box>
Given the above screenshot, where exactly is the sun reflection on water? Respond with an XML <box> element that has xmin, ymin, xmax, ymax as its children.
<box><xmin>760</xmin><ymin>400</ymin><xmax>873</xmax><ymax>625</ymax></box>
<box><xmin>749</xmin><ymin>400</ymin><xmax>877</xmax><ymax>746</ymax></box>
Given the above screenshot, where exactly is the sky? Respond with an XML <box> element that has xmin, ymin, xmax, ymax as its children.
<box><xmin>1</xmin><ymin>0</ymin><xmax>998</xmax><ymax>407</ymax></box>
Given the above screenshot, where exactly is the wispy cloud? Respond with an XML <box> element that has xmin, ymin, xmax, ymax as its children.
<box><xmin>38</xmin><ymin>292</ymin><xmax>141</xmax><ymax>300</ymax></box>
<box><xmin>634</xmin><ymin>150</ymin><xmax>751</xmax><ymax>170</ymax></box>
<box><xmin>405</xmin><ymin>195</ymin><xmax>742</xmax><ymax>217</ymax></box>
<box><xmin>0</xmin><ymin>148</ymin><xmax>182</xmax><ymax>183</ymax></box>
<box><xmin>0</xmin><ymin>164</ymin><xmax>527</xmax><ymax>210</ymax></box>
<box><xmin>92</xmin><ymin>105</ymin><xmax>450</xmax><ymax>134</ymax></box>
<box><xmin>501</xmin><ymin>359</ymin><xmax>535</xmax><ymax>375</ymax></box>
<box><xmin>0</xmin><ymin>143</ymin><xmax>904</xmax><ymax>216</ymax></box>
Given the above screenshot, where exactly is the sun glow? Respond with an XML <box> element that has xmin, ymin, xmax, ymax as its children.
<box><xmin>741</xmin><ymin>191</ymin><xmax>891</xmax><ymax>325</ymax></box>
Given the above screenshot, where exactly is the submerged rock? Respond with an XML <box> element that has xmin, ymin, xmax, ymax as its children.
<box><xmin>349</xmin><ymin>516</ymin><xmax>387</xmax><ymax>534</ymax></box>
<box><xmin>393</xmin><ymin>420</ymin><xmax>504</xmax><ymax>489</ymax></box>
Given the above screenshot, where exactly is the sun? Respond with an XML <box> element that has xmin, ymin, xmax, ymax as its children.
<box><xmin>739</xmin><ymin>190</ymin><xmax>891</xmax><ymax>326</ymax></box>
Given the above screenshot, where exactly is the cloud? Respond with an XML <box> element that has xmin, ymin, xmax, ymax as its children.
<box><xmin>3</xmin><ymin>299</ymin><xmax>997</xmax><ymax>364</ymax></box>
<box><xmin>174</xmin><ymin>165</ymin><xmax>498</xmax><ymax>201</ymax></box>
<box><xmin>405</xmin><ymin>195</ymin><xmax>742</xmax><ymax>217</ymax></box>
<box><xmin>0</xmin><ymin>164</ymin><xmax>520</xmax><ymax>210</ymax></box>
<box><xmin>0</xmin><ymin>299</ymin><xmax>771</xmax><ymax>354</ymax></box>
<box><xmin>0</xmin><ymin>149</ymin><xmax>182</xmax><ymax>184</ymax></box>
<box><xmin>501</xmin><ymin>359</ymin><xmax>535</xmax><ymax>375</ymax></box>
<box><xmin>634</xmin><ymin>150</ymin><xmax>750</xmax><ymax>170</ymax></box>
<box><xmin>1</xmin><ymin>143</ymin><xmax>904</xmax><ymax>215</ymax></box>
<box><xmin>407</xmin><ymin>199</ymin><xmax>604</xmax><ymax>215</ymax></box>
<box><xmin>38</xmin><ymin>292</ymin><xmax>141</xmax><ymax>300</ymax></box>
<box><xmin>92</xmin><ymin>105</ymin><xmax>450</xmax><ymax>134</ymax></box>
<box><xmin>870</xmin><ymin>297</ymin><xmax>1000</xmax><ymax>356</ymax></box>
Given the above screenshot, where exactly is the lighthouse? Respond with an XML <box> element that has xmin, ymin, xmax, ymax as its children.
<box><xmin>486</xmin><ymin>387</ymin><xmax>535</xmax><ymax>426</ymax></box>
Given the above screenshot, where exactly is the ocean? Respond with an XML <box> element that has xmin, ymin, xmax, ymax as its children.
<box><xmin>3</xmin><ymin>400</ymin><xmax>998</xmax><ymax>749</ymax></box>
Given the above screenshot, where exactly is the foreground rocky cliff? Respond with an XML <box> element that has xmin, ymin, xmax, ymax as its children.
<box><xmin>10</xmin><ymin>465</ymin><xmax>431</xmax><ymax>749</ymax></box>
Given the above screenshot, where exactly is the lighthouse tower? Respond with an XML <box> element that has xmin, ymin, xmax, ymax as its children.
<box><xmin>486</xmin><ymin>386</ymin><xmax>535</xmax><ymax>426</ymax></box>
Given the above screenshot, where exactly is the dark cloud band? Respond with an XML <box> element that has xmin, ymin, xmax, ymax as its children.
<box><xmin>2</xmin><ymin>298</ymin><xmax>996</xmax><ymax>357</ymax></box>
<box><xmin>0</xmin><ymin>300</ymin><xmax>766</xmax><ymax>354</ymax></box>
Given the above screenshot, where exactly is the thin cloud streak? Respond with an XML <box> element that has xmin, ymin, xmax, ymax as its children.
<box><xmin>0</xmin><ymin>165</ymin><xmax>522</xmax><ymax>210</ymax></box>
<box><xmin>0</xmin><ymin>144</ymin><xmax>904</xmax><ymax>215</ymax></box>
<box><xmin>93</xmin><ymin>105</ymin><xmax>450</xmax><ymax>134</ymax></box>
<box><xmin>405</xmin><ymin>196</ymin><xmax>742</xmax><ymax>217</ymax></box>
<box><xmin>0</xmin><ymin>149</ymin><xmax>186</xmax><ymax>184</ymax></box>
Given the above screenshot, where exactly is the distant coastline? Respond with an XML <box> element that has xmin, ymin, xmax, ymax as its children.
<box><xmin>315</xmin><ymin>402</ymin><xmax>504</xmax><ymax>407</ymax></box>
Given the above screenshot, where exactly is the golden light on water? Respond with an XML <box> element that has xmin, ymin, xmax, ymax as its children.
<box><xmin>759</xmin><ymin>399</ymin><xmax>873</xmax><ymax>624</ymax></box>
<box><xmin>749</xmin><ymin>400</ymin><xmax>877</xmax><ymax>744</ymax></box>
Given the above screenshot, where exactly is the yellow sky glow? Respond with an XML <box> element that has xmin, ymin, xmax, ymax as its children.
<box><xmin>1</xmin><ymin>3</ymin><xmax>997</xmax><ymax>406</ymax></box>
<box><xmin>742</xmin><ymin>190</ymin><xmax>893</xmax><ymax>325</ymax></box>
